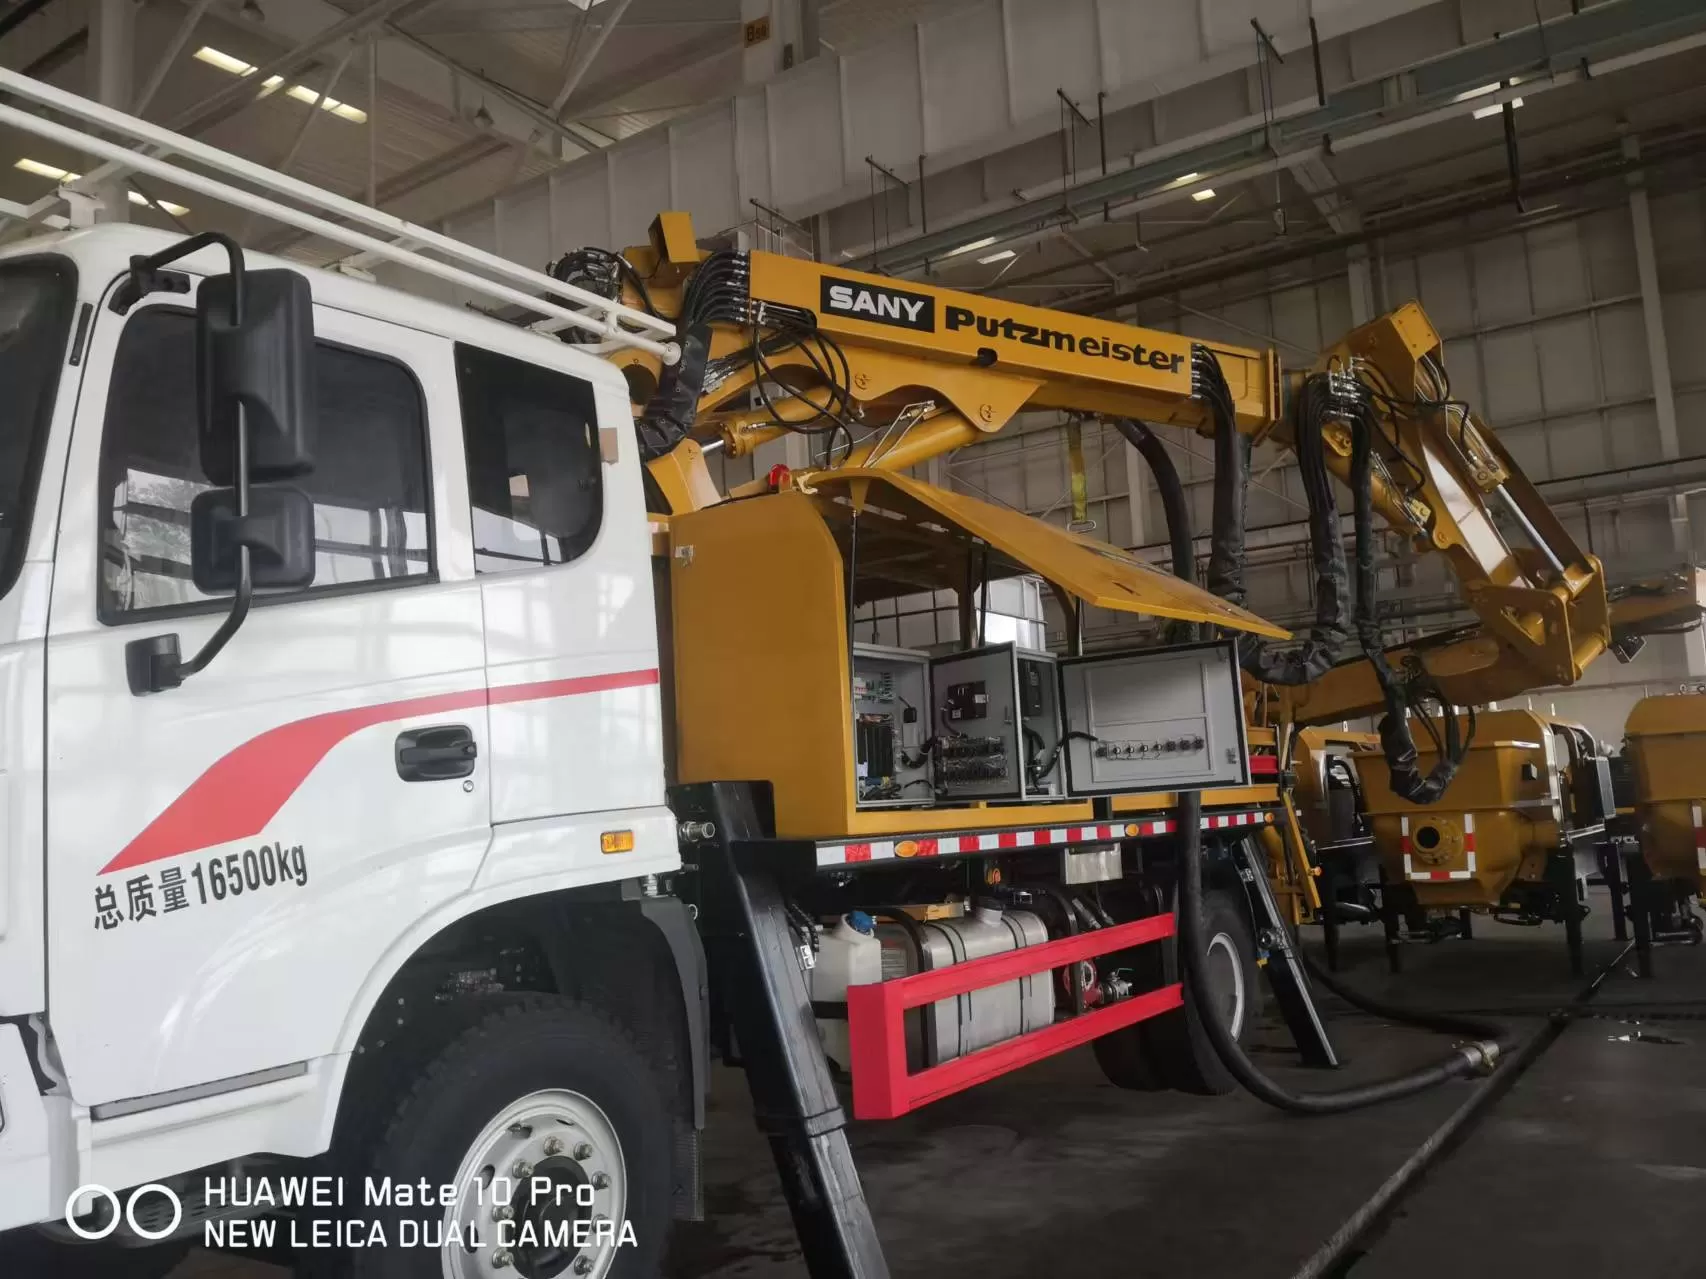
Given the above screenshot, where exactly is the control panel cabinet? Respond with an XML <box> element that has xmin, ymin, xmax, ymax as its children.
<box><xmin>1058</xmin><ymin>640</ymin><xmax>1250</xmax><ymax>795</ymax></box>
<box><xmin>930</xmin><ymin>643</ymin><xmax>1064</xmax><ymax>803</ymax></box>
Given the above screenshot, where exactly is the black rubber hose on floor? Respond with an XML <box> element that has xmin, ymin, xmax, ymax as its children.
<box><xmin>1286</xmin><ymin>940</ymin><xmax>1634</xmax><ymax>1279</ymax></box>
<box><xmin>1297</xmin><ymin>948</ymin><xmax>1510</xmax><ymax>1046</ymax></box>
<box><xmin>1175</xmin><ymin>792</ymin><xmax>1503</xmax><ymax>1114</ymax></box>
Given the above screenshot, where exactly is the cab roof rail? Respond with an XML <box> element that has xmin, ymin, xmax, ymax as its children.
<box><xmin>0</xmin><ymin>66</ymin><xmax>681</xmax><ymax>365</ymax></box>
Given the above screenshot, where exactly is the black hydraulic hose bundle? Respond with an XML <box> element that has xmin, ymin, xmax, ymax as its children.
<box><xmin>1174</xmin><ymin>791</ymin><xmax>1505</xmax><ymax>1114</ymax></box>
<box><xmin>1349</xmin><ymin>409</ymin><xmax>1475</xmax><ymax>804</ymax></box>
<box><xmin>1111</xmin><ymin>418</ymin><xmax>1195</xmax><ymax>585</ymax></box>
<box><xmin>1198</xmin><ymin>347</ymin><xmax>1350</xmax><ymax>684</ymax></box>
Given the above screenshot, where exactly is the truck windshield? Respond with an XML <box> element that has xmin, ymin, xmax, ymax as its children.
<box><xmin>0</xmin><ymin>260</ymin><xmax>76</xmax><ymax>599</ymax></box>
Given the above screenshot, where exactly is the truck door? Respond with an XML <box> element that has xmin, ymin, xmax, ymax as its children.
<box><xmin>452</xmin><ymin>343</ymin><xmax>666</xmax><ymax>826</ymax></box>
<box><xmin>45</xmin><ymin>289</ymin><xmax>491</xmax><ymax>1110</ymax></box>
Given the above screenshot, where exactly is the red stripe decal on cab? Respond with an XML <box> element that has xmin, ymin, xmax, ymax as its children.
<box><xmin>99</xmin><ymin>668</ymin><xmax>660</xmax><ymax>875</ymax></box>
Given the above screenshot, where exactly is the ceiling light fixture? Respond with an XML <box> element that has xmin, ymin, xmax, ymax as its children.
<box><xmin>193</xmin><ymin>47</ymin><xmax>366</xmax><ymax>122</ymax></box>
<box><xmin>15</xmin><ymin>157</ymin><xmax>73</xmax><ymax>180</ymax></box>
<box><xmin>1191</xmin><ymin>188</ymin><xmax>1217</xmax><ymax>202</ymax></box>
<box><xmin>948</xmin><ymin>235</ymin><xmax>998</xmax><ymax>257</ymax></box>
<box><xmin>977</xmin><ymin>249</ymin><xmax>1017</xmax><ymax>265</ymax></box>
<box><xmin>1168</xmin><ymin>171</ymin><xmax>1203</xmax><ymax>187</ymax></box>
<box><xmin>14</xmin><ymin>160</ymin><xmax>188</xmax><ymax>215</ymax></box>
<box><xmin>1472</xmin><ymin>97</ymin><xmax>1523</xmax><ymax>120</ymax></box>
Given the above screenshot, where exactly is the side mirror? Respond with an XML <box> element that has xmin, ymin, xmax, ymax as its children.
<box><xmin>124</xmin><ymin>232</ymin><xmax>318</xmax><ymax>696</ymax></box>
<box><xmin>198</xmin><ymin>268</ymin><xmax>316</xmax><ymax>483</ymax></box>
<box><xmin>191</xmin><ymin>484</ymin><xmax>316</xmax><ymax>593</ymax></box>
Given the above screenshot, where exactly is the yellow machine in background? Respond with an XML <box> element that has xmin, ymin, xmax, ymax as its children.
<box><xmin>1624</xmin><ymin>694</ymin><xmax>1706</xmax><ymax>886</ymax></box>
<box><xmin>1618</xmin><ymin>694</ymin><xmax>1706</xmax><ymax>958</ymax></box>
<box><xmin>1352</xmin><ymin>710</ymin><xmax>1616</xmax><ymax>972</ymax></box>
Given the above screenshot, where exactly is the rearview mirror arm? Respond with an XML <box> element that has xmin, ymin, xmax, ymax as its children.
<box><xmin>174</xmin><ymin>405</ymin><xmax>253</xmax><ymax>680</ymax></box>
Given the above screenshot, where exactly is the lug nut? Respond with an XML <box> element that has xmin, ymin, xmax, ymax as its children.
<box><xmin>592</xmin><ymin>1172</ymin><xmax>611</xmax><ymax>1190</ymax></box>
<box><xmin>573</xmin><ymin>1142</ymin><xmax>594</xmax><ymax>1161</ymax></box>
<box><xmin>543</xmin><ymin>1136</ymin><xmax>564</xmax><ymax>1156</ymax></box>
<box><xmin>511</xmin><ymin>1160</ymin><xmax>534</xmax><ymax>1179</ymax></box>
<box><xmin>508</xmin><ymin>1123</ymin><xmax>532</xmax><ymax>1137</ymax></box>
<box><xmin>574</xmin><ymin>1257</ymin><xmax>594</xmax><ymax>1275</ymax></box>
<box><xmin>493</xmin><ymin>1205</ymin><xmax>515</xmax><ymax>1222</ymax></box>
<box><xmin>493</xmin><ymin>1249</ymin><xmax>514</xmax><ymax>1269</ymax></box>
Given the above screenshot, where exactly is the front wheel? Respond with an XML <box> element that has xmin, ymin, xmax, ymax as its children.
<box><xmin>321</xmin><ymin>995</ymin><xmax>673</xmax><ymax>1279</ymax></box>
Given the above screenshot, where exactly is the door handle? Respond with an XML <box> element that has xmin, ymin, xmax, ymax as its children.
<box><xmin>396</xmin><ymin>724</ymin><xmax>478</xmax><ymax>782</ymax></box>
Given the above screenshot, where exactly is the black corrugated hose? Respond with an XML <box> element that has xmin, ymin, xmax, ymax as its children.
<box><xmin>1111</xmin><ymin>418</ymin><xmax>1195</xmax><ymax>584</ymax></box>
<box><xmin>1198</xmin><ymin>347</ymin><xmax>1351</xmax><ymax>684</ymax></box>
<box><xmin>1349</xmin><ymin>409</ymin><xmax>1474</xmax><ymax>804</ymax></box>
<box><xmin>1175</xmin><ymin>792</ymin><xmax>1506</xmax><ymax>1114</ymax></box>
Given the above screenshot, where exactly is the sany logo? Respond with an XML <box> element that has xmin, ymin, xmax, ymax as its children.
<box><xmin>819</xmin><ymin>276</ymin><xmax>936</xmax><ymax>331</ymax></box>
<box><xmin>64</xmin><ymin>1183</ymin><xmax>183</xmax><ymax>1242</ymax></box>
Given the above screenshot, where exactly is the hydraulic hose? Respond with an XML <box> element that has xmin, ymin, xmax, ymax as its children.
<box><xmin>1287</xmin><ymin>941</ymin><xmax>1633</xmax><ymax>1279</ymax></box>
<box><xmin>1114</xmin><ymin>415</ymin><xmax>1201</xmax><ymax>644</ymax></box>
<box><xmin>1174</xmin><ymin>791</ymin><xmax>1503</xmax><ymax>1114</ymax></box>
<box><xmin>1199</xmin><ymin>349</ymin><xmax>1350</xmax><ymax>684</ymax></box>
<box><xmin>1111</xmin><ymin>418</ymin><xmax>1195</xmax><ymax>585</ymax></box>
<box><xmin>1349</xmin><ymin>410</ymin><xmax>1473</xmax><ymax>803</ymax></box>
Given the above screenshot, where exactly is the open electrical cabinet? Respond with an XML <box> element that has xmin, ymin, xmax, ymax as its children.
<box><xmin>665</xmin><ymin>469</ymin><xmax>1279</xmax><ymax>838</ymax></box>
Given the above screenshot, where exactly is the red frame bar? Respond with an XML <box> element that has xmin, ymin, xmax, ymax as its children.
<box><xmin>845</xmin><ymin>915</ymin><xmax>1180</xmax><ymax>1120</ymax></box>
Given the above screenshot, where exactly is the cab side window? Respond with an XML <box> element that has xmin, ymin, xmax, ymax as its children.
<box><xmin>455</xmin><ymin>343</ymin><xmax>604</xmax><ymax>574</ymax></box>
<box><xmin>98</xmin><ymin>307</ymin><xmax>433</xmax><ymax>619</ymax></box>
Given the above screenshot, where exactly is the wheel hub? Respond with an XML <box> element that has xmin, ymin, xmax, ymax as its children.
<box><xmin>1204</xmin><ymin>931</ymin><xmax>1248</xmax><ymax>1038</ymax></box>
<box><xmin>446</xmin><ymin>1089</ymin><xmax>627</xmax><ymax>1279</ymax></box>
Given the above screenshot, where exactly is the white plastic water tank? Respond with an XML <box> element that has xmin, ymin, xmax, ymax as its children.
<box><xmin>811</xmin><ymin>911</ymin><xmax>882</xmax><ymax>1072</ymax></box>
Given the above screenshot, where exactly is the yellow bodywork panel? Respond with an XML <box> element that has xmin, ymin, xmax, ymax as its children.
<box><xmin>807</xmin><ymin>469</ymin><xmax>1287</xmax><ymax>638</ymax></box>
<box><xmin>1623</xmin><ymin>693</ymin><xmax>1706</xmax><ymax>885</ymax></box>
<box><xmin>667</xmin><ymin>489</ymin><xmax>1098</xmax><ymax>837</ymax></box>
<box><xmin>1354</xmin><ymin>709</ymin><xmax>1565</xmax><ymax>907</ymax></box>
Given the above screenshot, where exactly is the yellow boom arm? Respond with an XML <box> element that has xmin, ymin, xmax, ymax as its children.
<box><xmin>605</xmin><ymin>214</ymin><xmax>1698</xmax><ymax>720</ymax></box>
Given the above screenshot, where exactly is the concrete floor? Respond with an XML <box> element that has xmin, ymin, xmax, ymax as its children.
<box><xmin>174</xmin><ymin>890</ymin><xmax>1706</xmax><ymax>1278</ymax></box>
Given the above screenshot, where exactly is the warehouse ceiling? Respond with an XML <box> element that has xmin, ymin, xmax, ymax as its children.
<box><xmin>0</xmin><ymin>0</ymin><xmax>968</xmax><ymax>243</ymax></box>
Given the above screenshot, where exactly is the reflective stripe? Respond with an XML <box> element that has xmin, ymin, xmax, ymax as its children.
<box><xmin>812</xmin><ymin>809</ymin><xmax>1274</xmax><ymax>866</ymax></box>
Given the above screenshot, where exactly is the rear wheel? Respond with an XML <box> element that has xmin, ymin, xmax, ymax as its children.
<box><xmin>1093</xmin><ymin>886</ymin><xmax>1260</xmax><ymax>1096</ymax></box>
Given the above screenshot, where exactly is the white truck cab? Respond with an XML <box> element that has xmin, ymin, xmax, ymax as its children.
<box><xmin>0</xmin><ymin>225</ymin><xmax>703</xmax><ymax>1279</ymax></box>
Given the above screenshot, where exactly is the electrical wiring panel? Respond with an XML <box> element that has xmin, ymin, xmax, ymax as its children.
<box><xmin>851</xmin><ymin>645</ymin><xmax>933</xmax><ymax>808</ymax></box>
<box><xmin>930</xmin><ymin>644</ymin><xmax>1064</xmax><ymax>802</ymax></box>
<box><xmin>1058</xmin><ymin>641</ymin><xmax>1249</xmax><ymax>795</ymax></box>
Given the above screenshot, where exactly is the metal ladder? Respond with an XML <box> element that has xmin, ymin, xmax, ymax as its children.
<box><xmin>0</xmin><ymin>67</ymin><xmax>680</xmax><ymax>364</ymax></box>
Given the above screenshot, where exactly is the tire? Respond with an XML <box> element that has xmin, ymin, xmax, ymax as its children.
<box><xmin>0</xmin><ymin>1230</ymin><xmax>189</xmax><ymax>1279</ymax></box>
<box><xmin>1144</xmin><ymin>886</ymin><xmax>1262</xmax><ymax>1095</ymax></box>
<box><xmin>312</xmin><ymin>994</ymin><xmax>673</xmax><ymax>1279</ymax></box>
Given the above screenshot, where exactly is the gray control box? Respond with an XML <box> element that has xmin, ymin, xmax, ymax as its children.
<box><xmin>929</xmin><ymin>643</ymin><xmax>1063</xmax><ymax>802</ymax></box>
<box><xmin>1058</xmin><ymin>640</ymin><xmax>1249</xmax><ymax>795</ymax></box>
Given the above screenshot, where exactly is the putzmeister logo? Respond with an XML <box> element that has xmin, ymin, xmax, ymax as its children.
<box><xmin>820</xmin><ymin>277</ymin><xmax>936</xmax><ymax>331</ymax></box>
